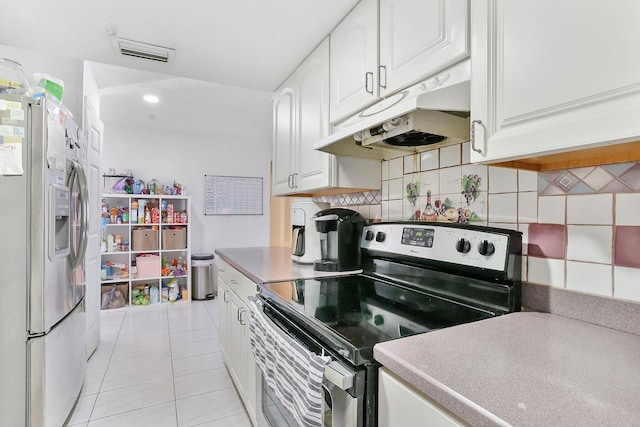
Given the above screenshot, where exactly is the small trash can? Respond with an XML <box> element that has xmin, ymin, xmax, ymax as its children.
<box><xmin>191</xmin><ymin>253</ymin><xmax>217</xmax><ymax>300</ymax></box>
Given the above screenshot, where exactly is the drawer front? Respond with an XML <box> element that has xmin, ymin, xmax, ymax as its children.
<box><xmin>237</xmin><ymin>275</ymin><xmax>258</xmax><ymax>303</ymax></box>
<box><xmin>216</xmin><ymin>258</ymin><xmax>243</xmax><ymax>292</ymax></box>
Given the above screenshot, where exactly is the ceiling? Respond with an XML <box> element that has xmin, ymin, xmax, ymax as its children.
<box><xmin>0</xmin><ymin>0</ymin><xmax>358</xmax><ymax>92</ymax></box>
<box><xmin>0</xmin><ymin>0</ymin><xmax>359</xmax><ymax>135</ymax></box>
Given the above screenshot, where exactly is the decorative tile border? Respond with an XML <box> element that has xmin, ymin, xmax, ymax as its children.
<box><xmin>539</xmin><ymin>162</ymin><xmax>640</xmax><ymax>195</ymax></box>
<box><xmin>313</xmin><ymin>191</ymin><xmax>382</xmax><ymax>207</ymax></box>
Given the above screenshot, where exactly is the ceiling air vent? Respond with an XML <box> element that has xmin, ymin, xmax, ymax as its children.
<box><xmin>110</xmin><ymin>37</ymin><xmax>175</xmax><ymax>63</ymax></box>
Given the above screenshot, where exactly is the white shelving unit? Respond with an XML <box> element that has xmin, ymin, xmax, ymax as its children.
<box><xmin>100</xmin><ymin>194</ymin><xmax>191</xmax><ymax>310</ymax></box>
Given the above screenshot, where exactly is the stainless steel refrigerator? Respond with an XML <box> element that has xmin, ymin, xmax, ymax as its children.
<box><xmin>0</xmin><ymin>94</ymin><xmax>89</xmax><ymax>427</ymax></box>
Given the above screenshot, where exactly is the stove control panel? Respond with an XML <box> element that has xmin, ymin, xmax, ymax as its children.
<box><xmin>361</xmin><ymin>223</ymin><xmax>515</xmax><ymax>272</ymax></box>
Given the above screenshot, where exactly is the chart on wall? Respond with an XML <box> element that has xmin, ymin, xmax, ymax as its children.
<box><xmin>204</xmin><ymin>175</ymin><xmax>263</xmax><ymax>215</ymax></box>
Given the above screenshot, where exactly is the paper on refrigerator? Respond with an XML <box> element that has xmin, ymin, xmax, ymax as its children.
<box><xmin>46</xmin><ymin>111</ymin><xmax>67</xmax><ymax>172</ymax></box>
<box><xmin>0</xmin><ymin>99</ymin><xmax>25</xmax><ymax>175</ymax></box>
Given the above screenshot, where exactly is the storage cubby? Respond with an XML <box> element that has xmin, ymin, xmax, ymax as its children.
<box><xmin>100</xmin><ymin>283</ymin><xmax>129</xmax><ymax>310</ymax></box>
<box><xmin>100</xmin><ymin>194</ymin><xmax>191</xmax><ymax>310</ymax></box>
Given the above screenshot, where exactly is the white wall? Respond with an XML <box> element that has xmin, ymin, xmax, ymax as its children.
<box><xmin>0</xmin><ymin>44</ymin><xmax>84</xmax><ymax>119</ymax></box>
<box><xmin>82</xmin><ymin>62</ymin><xmax>101</xmax><ymax>117</ymax></box>
<box><xmin>101</xmin><ymin>125</ymin><xmax>272</xmax><ymax>254</ymax></box>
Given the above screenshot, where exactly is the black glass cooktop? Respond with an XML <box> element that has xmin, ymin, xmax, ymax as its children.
<box><xmin>260</xmin><ymin>274</ymin><xmax>494</xmax><ymax>365</ymax></box>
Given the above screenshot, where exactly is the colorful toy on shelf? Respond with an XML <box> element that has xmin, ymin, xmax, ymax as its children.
<box><xmin>161</xmin><ymin>265</ymin><xmax>171</xmax><ymax>277</ymax></box>
<box><xmin>133</xmin><ymin>180</ymin><xmax>145</xmax><ymax>194</ymax></box>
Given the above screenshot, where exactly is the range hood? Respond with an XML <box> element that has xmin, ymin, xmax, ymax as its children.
<box><xmin>314</xmin><ymin>60</ymin><xmax>471</xmax><ymax>160</ymax></box>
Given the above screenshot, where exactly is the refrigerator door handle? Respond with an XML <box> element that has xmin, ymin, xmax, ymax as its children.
<box><xmin>68</xmin><ymin>159</ymin><xmax>89</xmax><ymax>269</ymax></box>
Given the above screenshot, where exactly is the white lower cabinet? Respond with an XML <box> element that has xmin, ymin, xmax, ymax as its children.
<box><xmin>378</xmin><ymin>368</ymin><xmax>467</xmax><ymax>427</ymax></box>
<box><xmin>228</xmin><ymin>291</ymin><xmax>246</xmax><ymax>394</ymax></box>
<box><xmin>218</xmin><ymin>280</ymin><xmax>231</xmax><ymax>363</ymax></box>
<box><xmin>217</xmin><ymin>259</ymin><xmax>258</xmax><ymax>426</ymax></box>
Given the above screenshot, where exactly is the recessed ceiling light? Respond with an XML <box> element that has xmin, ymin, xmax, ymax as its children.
<box><xmin>143</xmin><ymin>94</ymin><xmax>159</xmax><ymax>103</ymax></box>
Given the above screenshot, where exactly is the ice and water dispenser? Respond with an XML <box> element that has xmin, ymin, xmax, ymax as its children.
<box><xmin>49</xmin><ymin>184</ymin><xmax>70</xmax><ymax>260</ymax></box>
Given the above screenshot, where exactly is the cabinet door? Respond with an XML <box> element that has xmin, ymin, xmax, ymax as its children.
<box><xmin>330</xmin><ymin>0</ymin><xmax>379</xmax><ymax>123</ymax></box>
<box><xmin>296</xmin><ymin>37</ymin><xmax>334</xmax><ymax>193</ymax></box>
<box><xmin>378</xmin><ymin>368</ymin><xmax>465</xmax><ymax>427</ymax></box>
<box><xmin>243</xmin><ymin>313</ymin><xmax>258</xmax><ymax>426</ymax></box>
<box><xmin>470</xmin><ymin>0</ymin><xmax>640</xmax><ymax>163</ymax></box>
<box><xmin>234</xmin><ymin>276</ymin><xmax>258</xmax><ymax>424</ymax></box>
<box><xmin>379</xmin><ymin>0</ymin><xmax>469</xmax><ymax>96</ymax></box>
<box><xmin>217</xmin><ymin>280</ymin><xmax>231</xmax><ymax>363</ymax></box>
<box><xmin>272</xmin><ymin>76</ymin><xmax>297</xmax><ymax>196</ymax></box>
<box><xmin>228</xmin><ymin>292</ymin><xmax>247</xmax><ymax>396</ymax></box>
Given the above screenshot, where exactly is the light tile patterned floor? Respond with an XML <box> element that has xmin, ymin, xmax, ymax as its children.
<box><xmin>67</xmin><ymin>299</ymin><xmax>252</xmax><ymax>427</ymax></box>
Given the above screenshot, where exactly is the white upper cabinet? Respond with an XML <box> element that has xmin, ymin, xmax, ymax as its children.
<box><xmin>295</xmin><ymin>38</ymin><xmax>333</xmax><ymax>193</ymax></box>
<box><xmin>379</xmin><ymin>0</ymin><xmax>469</xmax><ymax>97</ymax></box>
<box><xmin>272</xmin><ymin>75</ymin><xmax>296</xmax><ymax>195</ymax></box>
<box><xmin>470</xmin><ymin>0</ymin><xmax>640</xmax><ymax>163</ymax></box>
<box><xmin>273</xmin><ymin>39</ymin><xmax>332</xmax><ymax>196</ymax></box>
<box><xmin>330</xmin><ymin>0</ymin><xmax>379</xmax><ymax>123</ymax></box>
<box><xmin>330</xmin><ymin>0</ymin><xmax>470</xmax><ymax>123</ymax></box>
<box><xmin>273</xmin><ymin>38</ymin><xmax>382</xmax><ymax>196</ymax></box>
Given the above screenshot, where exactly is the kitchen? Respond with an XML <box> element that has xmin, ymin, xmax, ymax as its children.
<box><xmin>1</xmin><ymin>0</ymin><xmax>640</xmax><ymax>426</ymax></box>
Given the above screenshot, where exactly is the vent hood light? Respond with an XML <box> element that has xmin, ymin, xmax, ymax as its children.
<box><xmin>143</xmin><ymin>94</ymin><xmax>159</xmax><ymax>103</ymax></box>
<box><xmin>110</xmin><ymin>36</ymin><xmax>175</xmax><ymax>63</ymax></box>
<box><xmin>314</xmin><ymin>60</ymin><xmax>471</xmax><ymax>161</ymax></box>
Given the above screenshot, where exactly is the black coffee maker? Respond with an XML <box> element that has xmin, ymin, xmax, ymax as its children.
<box><xmin>312</xmin><ymin>208</ymin><xmax>365</xmax><ymax>272</ymax></box>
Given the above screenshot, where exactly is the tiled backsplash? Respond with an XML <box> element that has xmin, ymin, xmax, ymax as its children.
<box><xmin>317</xmin><ymin>141</ymin><xmax>640</xmax><ymax>304</ymax></box>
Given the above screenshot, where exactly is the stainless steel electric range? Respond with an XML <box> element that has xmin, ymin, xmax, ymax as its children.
<box><xmin>255</xmin><ymin>222</ymin><xmax>522</xmax><ymax>427</ymax></box>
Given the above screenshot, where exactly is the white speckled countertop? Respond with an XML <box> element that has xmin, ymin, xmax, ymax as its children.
<box><xmin>214</xmin><ymin>246</ymin><xmax>360</xmax><ymax>284</ymax></box>
<box><xmin>374</xmin><ymin>312</ymin><xmax>640</xmax><ymax>427</ymax></box>
<box><xmin>215</xmin><ymin>246</ymin><xmax>640</xmax><ymax>426</ymax></box>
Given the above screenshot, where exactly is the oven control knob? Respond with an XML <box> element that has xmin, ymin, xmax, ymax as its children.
<box><xmin>374</xmin><ymin>315</ymin><xmax>384</xmax><ymax>326</ymax></box>
<box><xmin>365</xmin><ymin>230</ymin><xmax>375</xmax><ymax>241</ymax></box>
<box><xmin>456</xmin><ymin>238</ymin><xmax>471</xmax><ymax>253</ymax></box>
<box><xmin>375</xmin><ymin>232</ymin><xmax>386</xmax><ymax>242</ymax></box>
<box><xmin>478</xmin><ymin>240</ymin><xmax>495</xmax><ymax>256</ymax></box>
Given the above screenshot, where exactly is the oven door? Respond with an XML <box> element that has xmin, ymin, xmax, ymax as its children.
<box><xmin>255</xmin><ymin>298</ymin><xmax>366</xmax><ymax>427</ymax></box>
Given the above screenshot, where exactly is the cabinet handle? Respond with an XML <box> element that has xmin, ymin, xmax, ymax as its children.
<box><xmin>223</xmin><ymin>290</ymin><xmax>229</xmax><ymax>303</ymax></box>
<box><xmin>287</xmin><ymin>174</ymin><xmax>294</xmax><ymax>189</ymax></box>
<box><xmin>238</xmin><ymin>307</ymin><xmax>247</xmax><ymax>325</ymax></box>
<box><xmin>292</xmin><ymin>173</ymin><xmax>298</xmax><ymax>189</ymax></box>
<box><xmin>471</xmin><ymin>120</ymin><xmax>484</xmax><ymax>155</ymax></box>
<box><xmin>378</xmin><ymin>65</ymin><xmax>387</xmax><ymax>89</ymax></box>
<box><xmin>365</xmin><ymin>72</ymin><xmax>374</xmax><ymax>94</ymax></box>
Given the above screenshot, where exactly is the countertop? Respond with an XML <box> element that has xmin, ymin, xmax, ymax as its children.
<box><xmin>214</xmin><ymin>246</ymin><xmax>360</xmax><ymax>284</ymax></box>
<box><xmin>374</xmin><ymin>312</ymin><xmax>640</xmax><ymax>427</ymax></box>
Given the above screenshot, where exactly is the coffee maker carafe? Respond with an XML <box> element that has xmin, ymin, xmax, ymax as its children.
<box><xmin>290</xmin><ymin>201</ymin><xmax>329</xmax><ymax>264</ymax></box>
<box><xmin>313</xmin><ymin>208</ymin><xmax>365</xmax><ymax>272</ymax></box>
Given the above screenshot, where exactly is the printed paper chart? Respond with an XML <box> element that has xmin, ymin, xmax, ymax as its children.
<box><xmin>204</xmin><ymin>175</ymin><xmax>263</xmax><ymax>215</ymax></box>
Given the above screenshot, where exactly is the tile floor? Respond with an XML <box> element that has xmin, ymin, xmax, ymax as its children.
<box><xmin>67</xmin><ymin>299</ymin><xmax>252</xmax><ymax>427</ymax></box>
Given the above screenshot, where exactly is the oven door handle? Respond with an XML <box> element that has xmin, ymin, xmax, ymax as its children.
<box><xmin>259</xmin><ymin>297</ymin><xmax>358</xmax><ymax>393</ymax></box>
<box><xmin>324</xmin><ymin>360</ymin><xmax>354</xmax><ymax>391</ymax></box>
